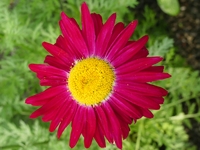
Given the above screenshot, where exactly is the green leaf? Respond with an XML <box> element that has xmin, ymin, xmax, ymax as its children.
<box><xmin>157</xmin><ymin>0</ymin><xmax>180</xmax><ymax>16</ymax></box>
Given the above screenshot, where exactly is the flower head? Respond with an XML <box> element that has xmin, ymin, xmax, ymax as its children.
<box><xmin>26</xmin><ymin>2</ymin><xmax>171</xmax><ymax>149</ymax></box>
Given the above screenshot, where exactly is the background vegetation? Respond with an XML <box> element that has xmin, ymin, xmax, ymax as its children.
<box><xmin>0</xmin><ymin>0</ymin><xmax>199</xmax><ymax>150</ymax></box>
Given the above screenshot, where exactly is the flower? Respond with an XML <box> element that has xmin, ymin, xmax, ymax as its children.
<box><xmin>26</xmin><ymin>2</ymin><xmax>171</xmax><ymax>149</ymax></box>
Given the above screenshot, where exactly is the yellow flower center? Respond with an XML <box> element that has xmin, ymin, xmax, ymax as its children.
<box><xmin>68</xmin><ymin>57</ymin><xmax>115</xmax><ymax>106</ymax></box>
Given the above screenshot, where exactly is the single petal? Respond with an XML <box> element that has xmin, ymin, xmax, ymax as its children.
<box><xmin>109</xmin><ymin>100</ymin><xmax>132</xmax><ymax>139</ymax></box>
<box><xmin>108</xmin><ymin>22</ymin><xmax>125</xmax><ymax>48</ymax></box>
<box><xmin>81</xmin><ymin>2</ymin><xmax>96</xmax><ymax>55</ymax></box>
<box><xmin>40</xmin><ymin>78</ymin><xmax>66</xmax><ymax>87</ymax></box>
<box><xmin>95</xmin><ymin>106</ymin><xmax>113</xmax><ymax>143</ymax></box>
<box><xmin>60</xmin><ymin>12</ymin><xmax>88</xmax><ymax>57</ymax></box>
<box><xmin>30</xmin><ymin>91</ymin><xmax>66</xmax><ymax>118</ymax></box>
<box><xmin>131</xmin><ymin>47</ymin><xmax>149</xmax><ymax>60</ymax></box>
<box><xmin>109</xmin><ymin>95</ymin><xmax>142</xmax><ymax>120</ymax></box>
<box><xmin>102</xmin><ymin>103</ymin><xmax>122</xmax><ymax>149</ymax></box>
<box><xmin>117</xmin><ymin>72</ymin><xmax>171</xmax><ymax>82</ymax></box>
<box><xmin>116</xmin><ymin>81</ymin><xmax>168</xmax><ymax>97</ymax></box>
<box><xmin>140</xmin><ymin>108</ymin><xmax>154</xmax><ymax>118</ymax></box>
<box><xmin>142</xmin><ymin>66</ymin><xmax>164</xmax><ymax>73</ymax></box>
<box><xmin>69</xmin><ymin>106</ymin><xmax>86</xmax><ymax>148</ymax></box>
<box><xmin>115</xmin><ymin>89</ymin><xmax>160</xmax><ymax>110</ymax></box>
<box><xmin>57</xmin><ymin>101</ymin><xmax>78</xmax><ymax>138</ymax></box>
<box><xmin>44</xmin><ymin>55</ymin><xmax>70</xmax><ymax>71</ymax></box>
<box><xmin>25</xmin><ymin>85</ymin><xmax>67</xmax><ymax>105</ymax></box>
<box><xmin>116</xmin><ymin>57</ymin><xmax>163</xmax><ymax>74</ymax></box>
<box><xmin>55</xmin><ymin>35</ymin><xmax>80</xmax><ymax>59</ymax></box>
<box><xmin>106</xmin><ymin>20</ymin><xmax>138</xmax><ymax>60</ymax></box>
<box><xmin>42</xmin><ymin>106</ymin><xmax>61</xmax><ymax>122</ymax></box>
<box><xmin>95</xmin><ymin>13</ymin><xmax>116</xmax><ymax>57</ymax></box>
<box><xmin>91</xmin><ymin>13</ymin><xmax>103</xmax><ymax>37</ymax></box>
<box><xmin>29</xmin><ymin>64</ymin><xmax>67</xmax><ymax>78</ymax></box>
<box><xmin>83</xmin><ymin>107</ymin><xmax>96</xmax><ymax>148</ymax></box>
<box><xmin>42</xmin><ymin>42</ymin><xmax>74</xmax><ymax>65</ymax></box>
<box><xmin>94</xmin><ymin>122</ymin><xmax>106</xmax><ymax>148</ymax></box>
<box><xmin>111</xmin><ymin>35</ymin><xmax>149</xmax><ymax>66</ymax></box>
<box><xmin>49</xmin><ymin>95</ymin><xmax>73</xmax><ymax>132</ymax></box>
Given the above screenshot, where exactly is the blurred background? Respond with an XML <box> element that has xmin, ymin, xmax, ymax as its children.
<box><xmin>0</xmin><ymin>0</ymin><xmax>199</xmax><ymax>149</ymax></box>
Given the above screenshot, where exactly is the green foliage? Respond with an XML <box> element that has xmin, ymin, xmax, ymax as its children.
<box><xmin>0</xmin><ymin>0</ymin><xmax>199</xmax><ymax>150</ymax></box>
<box><xmin>65</xmin><ymin>0</ymin><xmax>138</xmax><ymax>22</ymax></box>
<box><xmin>157</xmin><ymin>0</ymin><xmax>180</xmax><ymax>16</ymax></box>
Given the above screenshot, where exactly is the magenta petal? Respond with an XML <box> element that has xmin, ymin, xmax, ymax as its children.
<box><xmin>29</xmin><ymin>64</ymin><xmax>67</xmax><ymax>77</ymax></box>
<box><xmin>115</xmin><ymin>88</ymin><xmax>160</xmax><ymax>110</ymax></box>
<box><xmin>94</xmin><ymin>122</ymin><xmax>106</xmax><ymax>148</ymax></box>
<box><xmin>44</xmin><ymin>55</ymin><xmax>70</xmax><ymax>71</ymax></box>
<box><xmin>140</xmin><ymin>108</ymin><xmax>154</xmax><ymax>118</ymax></box>
<box><xmin>109</xmin><ymin>95</ymin><xmax>142</xmax><ymax>120</ymax></box>
<box><xmin>152</xmin><ymin>97</ymin><xmax>164</xmax><ymax>104</ymax></box>
<box><xmin>69</xmin><ymin>106</ymin><xmax>86</xmax><ymax>148</ymax></box>
<box><xmin>108</xmin><ymin>22</ymin><xmax>125</xmax><ymax>47</ymax></box>
<box><xmin>120</xmin><ymin>123</ymin><xmax>130</xmax><ymax>140</ymax></box>
<box><xmin>30</xmin><ymin>63</ymin><xmax>67</xmax><ymax>86</ymax></box>
<box><xmin>57</xmin><ymin>101</ymin><xmax>77</xmax><ymax>138</ymax></box>
<box><xmin>95</xmin><ymin>13</ymin><xmax>116</xmax><ymax>57</ymax></box>
<box><xmin>106</xmin><ymin>20</ymin><xmax>138</xmax><ymax>60</ymax></box>
<box><xmin>102</xmin><ymin>103</ymin><xmax>122</xmax><ymax>149</ymax></box>
<box><xmin>60</xmin><ymin>12</ymin><xmax>88</xmax><ymax>57</ymax></box>
<box><xmin>49</xmin><ymin>96</ymin><xmax>72</xmax><ymax>132</ymax></box>
<box><xmin>116</xmin><ymin>56</ymin><xmax>163</xmax><ymax>74</ymax></box>
<box><xmin>118</xmin><ymin>72</ymin><xmax>171</xmax><ymax>82</ymax></box>
<box><xmin>108</xmin><ymin>100</ymin><xmax>132</xmax><ymax>139</ymax></box>
<box><xmin>112</xmin><ymin>35</ymin><xmax>149</xmax><ymax>67</ymax></box>
<box><xmin>117</xmin><ymin>81</ymin><xmax>168</xmax><ymax>97</ymax></box>
<box><xmin>40</xmin><ymin>78</ymin><xmax>66</xmax><ymax>87</ymax></box>
<box><xmin>81</xmin><ymin>2</ymin><xmax>96</xmax><ymax>55</ymax></box>
<box><xmin>30</xmin><ymin>91</ymin><xmax>66</xmax><ymax>118</ymax></box>
<box><xmin>91</xmin><ymin>13</ymin><xmax>103</xmax><ymax>36</ymax></box>
<box><xmin>132</xmin><ymin>47</ymin><xmax>149</xmax><ymax>60</ymax></box>
<box><xmin>142</xmin><ymin>66</ymin><xmax>164</xmax><ymax>73</ymax></box>
<box><xmin>83</xmin><ymin>107</ymin><xmax>96</xmax><ymax>148</ymax></box>
<box><xmin>95</xmin><ymin>106</ymin><xmax>113</xmax><ymax>143</ymax></box>
<box><xmin>115</xmin><ymin>114</ymin><xmax>130</xmax><ymax>139</ymax></box>
<box><xmin>25</xmin><ymin>85</ymin><xmax>66</xmax><ymax>105</ymax></box>
<box><xmin>42</xmin><ymin>42</ymin><xmax>74</xmax><ymax>65</ymax></box>
<box><xmin>55</xmin><ymin>35</ymin><xmax>79</xmax><ymax>59</ymax></box>
<box><xmin>42</xmin><ymin>106</ymin><xmax>60</xmax><ymax>122</ymax></box>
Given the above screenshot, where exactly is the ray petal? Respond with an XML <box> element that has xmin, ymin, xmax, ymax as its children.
<box><xmin>91</xmin><ymin>13</ymin><xmax>103</xmax><ymax>36</ymax></box>
<box><xmin>57</xmin><ymin>101</ymin><xmax>78</xmax><ymax>138</ymax></box>
<box><xmin>83</xmin><ymin>107</ymin><xmax>96</xmax><ymax>148</ymax></box>
<box><xmin>42</xmin><ymin>42</ymin><xmax>74</xmax><ymax>65</ymax></box>
<box><xmin>118</xmin><ymin>72</ymin><xmax>171</xmax><ymax>82</ymax></box>
<box><xmin>116</xmin><ymin>57</ymin><xmax>163</xmax><ymax>73</ymax></box>
<box><xmin>44</xmin><ymin>55</ymin><xmax>70</xmax><ymax>71</ymax></box>
<box><xmin>111</xmin><ymin>35</ymin><xmax>149</xmax><ymax>66</ymax></box>
<box><xmin>60</xmin><ymin>12</ymin><xmax>88</xmax><ymax>57</ymax></box>
<box><xmin>106</xmin><ymin>20</ymin><xmax>138</xmax><ymax>60</ymax></box>
<box><xmin>69</xmin><ymin>106</ymin><xmax>86</xmax><ymax>148</ymax></box>
<box><xmin>95</xmin><ymin>106</ymin><xmax>113</xmax><ymax>143</ymax></box>
<box><xmin>102</xmin><ymin>103</ymin><xmax>122</xmax><ymax>149</ymax></box>
<box><xmin>81</xmin><ymin>2</ymin><xmax>96</xmax><ymax>55</ymax></box>
<box><xmin>30</xmin><ymin>91</ymin><xmax>66</xmax><ymax>118</ymax></box>
<box><xmin>95</xmin><ymin>13</ymin><xmax>116</xmax><ymax>57</ymax></box>
<box><xmin>94</xmin><ymin>122</ymin><xmax>106</xmax><ymax>148</ymax></box>
<box><xmin>49</xmin><ymin>96</ymin><xmax>73</xmax><ymax>132</ymax></box>
<box><xmin>117</xmin><ymin>81</ymin><xmax>168</xmax><ymax>97</ymax></box>
<box><xmin>29</xmin><ymin>64</ymin><xmax>67</xmax><ymax>77</ymax></box>
<box><xmin>25</xmin><ymin>85</ymin><xmax>67</xmax><ymax>105</ymax></box>
<box><xmin>115</xmin><ymin>88</ymin><xmax>160</xmax><ymax>110</ymax></box>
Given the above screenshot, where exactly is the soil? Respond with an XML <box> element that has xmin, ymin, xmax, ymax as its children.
<box><xmin>168</xmin><ymin>0</ymin><xmax>200</xmax><ymax>70</ymax></box>
<box><xmin>134</xmin><ymin>0</ymin><xmax>200</xmax><ymax>149</ymax></box>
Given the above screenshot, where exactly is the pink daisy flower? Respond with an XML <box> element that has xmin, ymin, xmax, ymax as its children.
<box><xmin>26</xmin><ymin>2</ymin><xmax>171</xmax><ymax>149</ymax></box>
